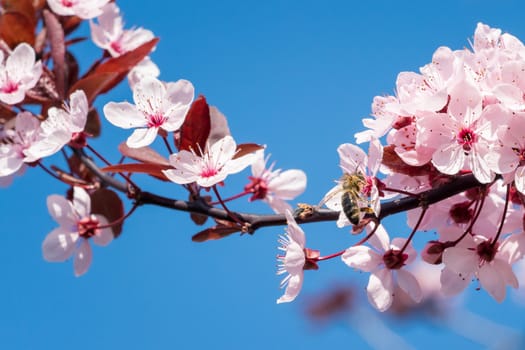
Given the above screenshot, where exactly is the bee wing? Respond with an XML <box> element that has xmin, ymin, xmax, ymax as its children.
<box><xmin>318</xmin><ymin>184</ymin><xmax>343</xmax><ymax>210</ymax></box>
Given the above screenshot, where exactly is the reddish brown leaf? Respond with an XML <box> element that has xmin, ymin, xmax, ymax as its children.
<box><xmin>68</xmin><ymin>72</ymin><xmax>120</xmax><ymax>104</ymax></box>
<box><xmin>86</xmin><ymin>38</ymin><xmax>158</xmax><ymax>95</ymax></box>
<box><xmin>118</xmin><ymin>142</ymin><xmax>169</xmax><ymax>166</ymax></box>
<box><xmin>178</xmin><ymin>95</ymin><xmax>211</xmax><ymax>154</ymax></box>
<box><xmin>233</xmin><ymin>143</ymin><xmax>264</xmax><ymax>159</ymax></box>
<box><xmin>1</xmin><ymin>0</ymin><xmax>35</xmax><ymax>24</ymax></box>
<box><xmin>100</xmin><ymin>163</ymin><xmax>173</xmax><ymax>181</ymax></box>
<box><xmin>0</xmin><ymin>12</ymin><xmax>35</xmax><ymax>47</ymax></box>
<box><xmin>43</xmin><ymin>9</ymin><xmax>66</xmax><ymax>99</ymax></box>
<box><xmin>188</xmin><ymin>194</ymin><xmax>211</xmax><ymax>226</ymax></box>
<box><xmin>191</xmin><ymin>225</ymin><xmax>241</xmax><ymax>242</ymax></box>
<box><xmin>85</xmin><ymin>108</ymin><xmax>101</xmax><ymax>137</ymax></box>
<box><xmin>67</xmin><ymin>153</ymin><xmax>96</xmax><ymax>183</ymax></box>
<box><xmin>0</xmin><ymin>103</ymin><xmax>17</xmax><ymax>123</ymax></box>
<box><xmin>49</xmin><ymin>165</ymin><xmax>93</xmax><ymax>187</ymax></box>
<box><xmin>61</xmin><ymin>15</ymin><xmax>83</xmax><ymax>35</ymax></box>
<box><xmin>90</xmin><ymin>188</ymin><xmax>124</xmax><ymax>238</ymax></box>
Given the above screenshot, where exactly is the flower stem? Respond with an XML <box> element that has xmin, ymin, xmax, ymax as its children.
<box><xmin>209</xmin><ymin>190</ymin><xmax>252</xmax><ymax>205</ymax></box>
<box><xmin>97</xmin><ymin>201</ymin><xmax>140</xmax><ymax>230</ymax></box>
<box><xmin>212</xmin><ymin>185</ymin><xmax>244</xmax><ymax>225</ymax></box>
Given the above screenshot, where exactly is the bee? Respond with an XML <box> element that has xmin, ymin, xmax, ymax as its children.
<box><xmin>319</xmin><ymin>170</ymin><xmax>374</xmax><ymax>226</ymax></box>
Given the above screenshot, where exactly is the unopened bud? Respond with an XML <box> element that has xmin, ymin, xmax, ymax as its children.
<box><xmin>422</xmin><ymin>241</ymin><xmax>453</xmax><ymax>265</ymax></box>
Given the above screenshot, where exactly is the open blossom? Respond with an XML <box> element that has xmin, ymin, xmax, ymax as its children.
<box><xmin>42</xmin><ymin>187</ymin><xmax>113</xmax><ymax>276</ymax></box>
<box><xmin>416</xmin><ymin>79</ymin><xmax>499</xmax><ymax>183</ymax></box>
<box><xmin>244</xmin><ymin>149</ymin><xmax>307</xmax><ymax>214</ymax></box>
<box><xmin>47</xmin><ymin>0</ymin><xmax>110</xmax><ymax>19</ymax></box>
<box><xmin>342</xmin><ymin>225</ymin><xmax>422</xmax><ymax>311</ymax></box>
<box><xmin>441</xmin><ymin>234</ymin><xmax>525</xmax><ymax>302</ymax></box>
<box><xmin>90</xmin><ymin>3</ymin><xmax>155</xmax><ymax>57</ymax></box>
<box><xmin>277</xmin><ymin>210</ymin><xmax>306</xmax><ymax>304</ymax></box>
<box><xmin>163</xmin><ymin>135</ymin><xmax>255</xmax><ymax>188</ymax></box>
<box><xmin>0</xmin><ymin>112</ymin><xmax>46</xmax><ymax>178</ymax></box>
<box><xmin>322</xmin><ymin>138</ymin><xmax>383</xmax><ymax>228</ymax></box>
<box><xmin>103</xmin><ymin>76</ymin><xmax>194</xmax><ymax>148</ymax></box>
<box><xmin>0</xmin><ymin>43</ymin><xmax>42</xmax><ymax>105</ymax></box>
<box><xmin>25</xmin><ymin>90</ymin><xmax>89</xmax><ymax>161</ymax></box>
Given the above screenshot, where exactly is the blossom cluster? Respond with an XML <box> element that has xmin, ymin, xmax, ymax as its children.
<box><xmin>276</xmin><ymin>23</ymin><xmax>525</xmax><ymax>311</ymax></box>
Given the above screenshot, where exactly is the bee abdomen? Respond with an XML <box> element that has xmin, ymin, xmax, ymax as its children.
<box><xmin>341</xmin><ymin>192</ymin><xmax>360</xmax><ymax>225</ymax></box>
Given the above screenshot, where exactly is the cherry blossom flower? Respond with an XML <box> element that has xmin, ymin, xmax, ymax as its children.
<box><xmin>277</xmin><ymin>210</ymin><xmax>306</xmax><ymax>304</ymax></box>
<box><xmin>441</xmin><ymin>233</ymin><xmax>525</xmax><ymax>302</ymax></box>
<box><xmin>342</xmin><ymin>225</ymin><xmax>422</xmax><ymax>311</ymax></box>
<box><xmin>42</xmin><ymin>187</ymin><xmax>113</xmax><ymax>276</ymax></box>
<box><xmin>47</xmin><ymin>0</ymin><xmax>110</xmax><ymax>19</ymax></box>
<box><xmin>416</xmin><ymin>79</ymin><xmax>499</xmax><ymax>183</ymax></box>
<box><xmin>244</xmin><ymin>149</ymin><xmax>307</xmax><ymax>214</ymax></box>
<box><xmin>0</xmin><ymin>43</ymin><xmax>42</xmax><ymax>105</ymax></box>
<box><xmin>0</xmin><ymin>112</ymin><xmax>44</xmax><ymax>177</ymax></box>
<box><xmin>322</xmin><ymin>138</ymin><xmax>383</xmax><ymax>228</ymax></box>
<box><xmin>90</xmin><ymin>3</ymin><xmax>155</xmax><ymax>57</ymax></box>
<box><xmin>163</xmin><ymin>135</ymin><xmax>255</xmax><ymax>188</ymax></box>
<box><xmin>103</xmin><ymin>76</ymin><xmax>194</xmax><ymax>148</ymax></box>
<box><xmin>25</xmin><ymin>90</ymin><xmax>89</xmax><ymax>161</ymax></box>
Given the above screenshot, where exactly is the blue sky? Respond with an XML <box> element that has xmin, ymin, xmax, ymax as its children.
<box><xmin>1</xmin><ymin>0</ymin><xmax>525</xmax><ymax>349</ymax></box>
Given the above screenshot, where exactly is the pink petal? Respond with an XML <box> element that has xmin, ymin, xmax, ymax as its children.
<box><xmin>46</xmin><ymin>194</ymin><xmax>77</xmax><ymax>226</ymax></box>
<box><xmin>442</xmin><ymin>247</ymin><xmax>478</xmax><ymax>275</ymax></box>
<box><xmin>397</xmin><ymin>269</ymin><xmax>423</xmax><ymax>303</ymax></box>
<box><xmin>265</xmin><ymin>195</ymin><xmax>292</xmax><ymax>214</ymax></box>
<box><xmin>367</xmin><ymin>269</ymin><xmax>394</xmax><ymax>312</ymax></box>
<box><xmin>92</xmin><ymin>215</ymin><xmax>113</xmax><ymax>246</ymax></box>
<box><xmin>478</xmin><ymin>262</ymin><xmax>507</xmax><ymax>302</ymax></box>
<box><xmin>432</xmin><ymin>143</ymin><xmax>465</xmax><ymax>175</ymax></box>
<box><xmin>440</xmin><ymin>267</ymin><xmax>471</xmax><ymax>296</ymax></box>
<box><xmin>74</xmin><ymin>240</ymin><xmax>93</xmax><ymax>277</ymax></box>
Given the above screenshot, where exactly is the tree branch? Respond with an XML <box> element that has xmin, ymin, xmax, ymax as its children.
<box><xmin>73</xmin><ymin>147</ymin><xmax>486</xmax><ymax>234</ymax></box>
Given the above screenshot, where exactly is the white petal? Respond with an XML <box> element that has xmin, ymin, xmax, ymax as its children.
<box><xmin>264</xmin><ymin>195</ymin><xmax>293</xmax><ymax>214</ymax></box>
<box><xmin>74</xmin><ymin>240</ymin><xmax>93</xmax><ymax>277</ymax></box>
<box><xmin>367</xmin><ymin>269</ymin><xmax>394</xmax><ymax>312</ymax></box>
<box><xmin>103</xmin><ymin>102</ymin><xmax>147</xmax><ymax>129</ymax></box>
<box><xmin>337</xmin><ymin>143</ymin><xmax>367</xmax><ymax>174</ymax></box>
<box><xmin>285</xmin><ymin>210</ymin><xmax>306</xmax><ymax>247</ymax></box>
<box><xmin>268</xmin><ymin>169</ymin><xmax>307</xmax><ymax>199</ymax></box>
<box><xmin>126</xmin><ymin>127</ymin><xmax>158</xmax><ymax>148</ymax></box>
<box><xmin>276</xmin><ymin>272</ymin><xmax>304</xmax><ymax>304</ymax></box>
<box><xmin>133</xmin><ymin>76</ymin><xmax>166</xmax><ymax>115</ymax></box>
<box><xmin>42</xmin><ymin>228</ymin><xmax>78</xmax><ymax>262</ymax></box>
<box><xmin>341</xmin><ymin>246</ymin><xmax>381</xmax><ymax>272</ymax></box>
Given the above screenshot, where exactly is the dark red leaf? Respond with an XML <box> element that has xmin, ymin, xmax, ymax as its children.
<box><xmin>191</xmin><ymin>225</ymin><xmax>241</xmax><ymax>242</ymax></box>
<box><xmin>118</xmin><ymin>142</ymin><xmax>170</xmax><ymax>166</ymax></box>
<box><xmin>178</xmin><ymin>95</ymin><xmax>211</xmax><ymax>154</ymax></box>
<box><xmin>88</xmin><ymin>38</ymin><xmax>158</xmax><ymax>94</ymax></box>
<box><xmin>43</xmin><ymin>10</ymin><xmax>66</xmax><ymax>99</ymax></box>
<box><xmin>0</xmin><ymin>12</ymin><xmax>35</xmax><ymax>48</ymax></box>
<box><xmin>67</xmin><ymin>153</ymin><xmax>96</xmax><ymax>183</ymax></box>
<box><xmin>90</xmin><ymin>188</ymin><xmax>125</xmax><ymax>238</ymax></box>
<box><xmin>65</xmin><ymin>51</ymin><xmax>79</xmax><ymax>89</ymax></box>
<box><xmin>233</xmin><ymin>143</ymin><xmax>264</xmax><ymax>159</ymax></box>
<box><xmin>68</xmin><ymin>72</ymin><xmax>120</xmax><ymax>104</ymax></box>
<box><xmin>100</xmin><ymin>163</ymin><xmax>173</xmax><ymax>181</ymax></box>
<box><xmin>0</xmin><ymin>0</ymin><xmax>35</xmax><ymax>24</ymax></box>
